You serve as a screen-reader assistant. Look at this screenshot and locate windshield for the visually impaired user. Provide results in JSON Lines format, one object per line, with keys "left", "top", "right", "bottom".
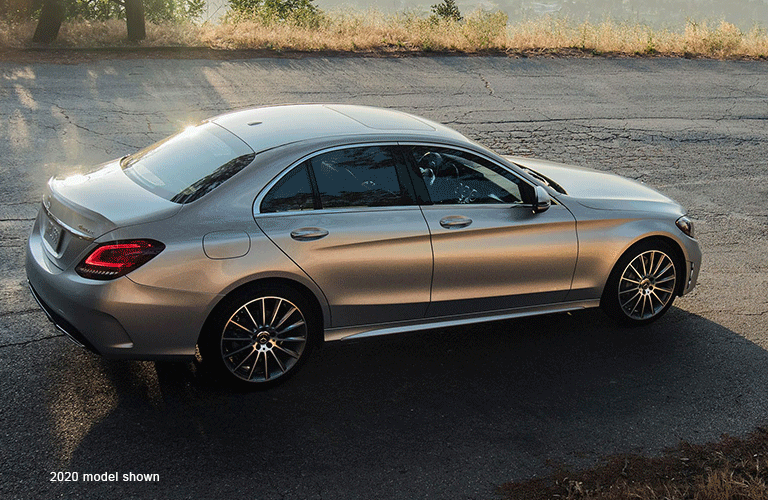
{"left": 121, "top": 122, "right": 255, "bottom": 204}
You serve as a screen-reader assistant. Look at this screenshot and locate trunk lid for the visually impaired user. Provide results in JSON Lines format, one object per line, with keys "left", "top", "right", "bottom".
{"left": 41, "top": 160, "right": 182, "bottom": 269}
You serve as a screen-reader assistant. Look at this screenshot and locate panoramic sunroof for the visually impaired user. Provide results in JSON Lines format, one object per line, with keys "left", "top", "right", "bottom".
{"left": 325, "top": 104, "right": 435, "bottom": 131}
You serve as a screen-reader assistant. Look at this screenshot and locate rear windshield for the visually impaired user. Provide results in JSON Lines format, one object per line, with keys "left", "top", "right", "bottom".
{"left": 121, "top": 122, "right": 255, "bottom": 204}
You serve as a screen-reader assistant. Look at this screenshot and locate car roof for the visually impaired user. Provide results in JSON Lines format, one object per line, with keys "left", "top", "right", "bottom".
{"left": 210, "top": 104, "right": 468, "bottom": 153}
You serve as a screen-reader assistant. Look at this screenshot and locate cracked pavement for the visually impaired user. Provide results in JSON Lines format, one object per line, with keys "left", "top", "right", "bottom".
{"left": 0, "top": 56, "right": 767, "bottom": 499}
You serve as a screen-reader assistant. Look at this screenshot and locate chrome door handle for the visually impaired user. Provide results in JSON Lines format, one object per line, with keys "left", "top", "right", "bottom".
{"left": 439, "top": 216, "right": 472, "bottom": 229}
{"left": 290, "top": 227, "right": 329, "bottom": 241}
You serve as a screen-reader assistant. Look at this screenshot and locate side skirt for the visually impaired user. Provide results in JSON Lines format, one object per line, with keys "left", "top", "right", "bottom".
{"left": 324, "top": 299, "right": 600, "bottom": 342}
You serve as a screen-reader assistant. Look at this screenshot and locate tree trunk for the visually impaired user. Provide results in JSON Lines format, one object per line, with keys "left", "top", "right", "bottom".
{"left": 32, "top": 0, "right": 64, "bottom": 44}
{"left": 125, "top": 0, "right": 146, "bottom": 42}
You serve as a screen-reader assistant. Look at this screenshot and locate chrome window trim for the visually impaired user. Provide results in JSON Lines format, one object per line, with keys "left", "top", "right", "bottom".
{"left": 254, "top": 204, "right": 426, "bottom": 219}
{"left": 253, "top": 141, "right": 407, "bottom": 218}
{"left": 252, "top": 141, "right": 546, "bottom": 219}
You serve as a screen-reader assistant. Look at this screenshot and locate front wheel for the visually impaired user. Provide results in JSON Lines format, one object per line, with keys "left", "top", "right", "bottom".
{"left": 200, "top": 284, "right": 318, "bottom": 388}
{"left": 601, "top": 241, "right": 680, "bottom": 325}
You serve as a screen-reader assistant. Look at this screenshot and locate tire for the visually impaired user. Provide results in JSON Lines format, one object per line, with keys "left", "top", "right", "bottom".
{"left": 601, "top": 240, "right": 680, "bottom": 326}
{"left": 199, "top": 283, "right": 318, "bottom": 389}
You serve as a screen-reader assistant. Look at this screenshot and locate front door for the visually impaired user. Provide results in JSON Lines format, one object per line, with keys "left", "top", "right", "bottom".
{"left": 403, "top": 145, "right": 578, "bottom": 317}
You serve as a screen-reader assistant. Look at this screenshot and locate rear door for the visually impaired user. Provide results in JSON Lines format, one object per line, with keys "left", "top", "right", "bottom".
{"left": 255, "top": 145, "right": 433, "bottom": 327}
{"left": 403, "top": 145, "right": 578, "bottom": 317}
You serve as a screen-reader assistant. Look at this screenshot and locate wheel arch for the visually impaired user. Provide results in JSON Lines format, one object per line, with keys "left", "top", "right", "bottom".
{"left": 197, "top": 277, "right": 326, "bottom": 348}
{"left": 609, "top": 234, "right": 687, "bottom": 297}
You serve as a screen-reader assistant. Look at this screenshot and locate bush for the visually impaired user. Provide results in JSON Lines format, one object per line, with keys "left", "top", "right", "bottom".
{"left": 463, "top": 10, "right": 507, "bottom": 49}
{"left": 227, "top": 0, "right": 323, "bottom": 27}
{"left": 431, "top": 0, "right": 461, "bottom": 23}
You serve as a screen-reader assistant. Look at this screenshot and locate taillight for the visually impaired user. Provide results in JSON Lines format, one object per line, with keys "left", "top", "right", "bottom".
{"left": 76, "top": 239, "right": 165, "bottom": 280}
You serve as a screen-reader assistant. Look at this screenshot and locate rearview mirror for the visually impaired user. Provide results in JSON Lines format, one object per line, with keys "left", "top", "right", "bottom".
{"left": 532, "top": 185, "right": 551, "bottom": 213}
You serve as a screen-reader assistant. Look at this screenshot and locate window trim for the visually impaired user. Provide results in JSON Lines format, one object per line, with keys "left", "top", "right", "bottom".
{"left": 254, "top": 142, "right": 418, "bottom": 218}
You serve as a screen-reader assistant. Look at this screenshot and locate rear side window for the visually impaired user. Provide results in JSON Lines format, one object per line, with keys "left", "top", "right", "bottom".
{"left": 121, "top": 122, "right": 255, "bottom": 204}
{"left": 261, "top": 163, "right": 316, "bottom": 213}
{"left": 309, "top": 146, "right": 410, "bottom": 209}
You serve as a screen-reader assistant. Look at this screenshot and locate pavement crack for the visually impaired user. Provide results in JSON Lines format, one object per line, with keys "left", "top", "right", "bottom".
{"left": 52, "top": 104, "right": 138, "bottom": 149}
{"left": 478, "top": 73, "right": 494, "bottom": 96}
{"left": 697, "top": 309, "right": 768, "bottom": 317}
{"left": 0, "top": 308, "right": 41, "bottom": 318}
{"left": 0, "top": 335, "right": 64, "bottom": 349}
{"left": 2, "top": 201, "right": 37, "bottom": 206}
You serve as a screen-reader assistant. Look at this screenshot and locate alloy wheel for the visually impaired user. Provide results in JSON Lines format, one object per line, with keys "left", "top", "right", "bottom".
{"left": 618, "top": 250, "right": 677, "bottom": 321}
{"left": 220, "top": 296, "right": 308, "bottom": 383}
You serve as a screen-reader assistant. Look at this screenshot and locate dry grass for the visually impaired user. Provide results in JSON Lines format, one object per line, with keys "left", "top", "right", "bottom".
{"left": 1, "top": 11, "right": 767, "bottom": 59}
{"left": 499, "top": 427, "right": 768, "bottom": 500}
{"left": 506, "top": 17, "right": 768, "bottom": 58}
{"left": 200, "top": 10, "right": 509, "bottom": 52}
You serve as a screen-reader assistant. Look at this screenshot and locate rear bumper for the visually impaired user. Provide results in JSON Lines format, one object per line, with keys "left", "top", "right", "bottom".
{"left": 28, "top": 280, "right": 100, "bottom": 353}
{"left": 26, "top": 218, "right": 220, "bottom": 360}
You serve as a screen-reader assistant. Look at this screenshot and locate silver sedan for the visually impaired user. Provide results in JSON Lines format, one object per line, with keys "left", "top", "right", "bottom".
{"left": 26, "top": 104, "right": 701, "bottom": 388}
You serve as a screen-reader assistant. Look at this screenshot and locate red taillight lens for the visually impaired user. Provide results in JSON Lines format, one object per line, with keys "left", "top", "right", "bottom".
{"left": 76, "top": 239, "right": 165, "bottom": 280}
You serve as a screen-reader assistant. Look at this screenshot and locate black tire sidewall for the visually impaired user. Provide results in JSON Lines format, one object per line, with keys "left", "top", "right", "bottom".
{"left": 601, "top": 240, "right": 681, "bottom": 326}
{"left": 199, "top": 283, "right": 318, "bottom": 389}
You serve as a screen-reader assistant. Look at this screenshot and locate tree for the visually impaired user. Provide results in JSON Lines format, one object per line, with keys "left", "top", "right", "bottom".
{"left": 228, "top": 0, "right": 321, "bottom": 26}
{"left": 30, "top": 0, "right": 202, "bottom": 44}
{"left": 124, "top": 0, "right": 146, "bottom": 41}
{"left": 32, "top": 0, "right": 146, "bottom": 42}
{"left": 431, "top": 0, "right": 462, "bottom": 22}
{"left": 32, "top": 0, "right": 65, "bottom": 43}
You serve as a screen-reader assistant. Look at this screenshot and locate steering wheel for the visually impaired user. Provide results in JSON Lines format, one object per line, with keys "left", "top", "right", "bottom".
{"left": 418, "top": 152, "right": 459, "bottom": 186}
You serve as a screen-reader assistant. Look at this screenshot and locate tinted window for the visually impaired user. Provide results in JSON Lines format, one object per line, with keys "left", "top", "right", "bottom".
{"left": 261, "top": 163, "right": 315, "bottom": 213}
{"left": 122, "top": 122, "right": 255, "bottom": 204}
{"left": 310, "top": 146, "right": 409, "bottom": 209}
{"left": 407, "top": 146, "right": 529, "bottom": 205}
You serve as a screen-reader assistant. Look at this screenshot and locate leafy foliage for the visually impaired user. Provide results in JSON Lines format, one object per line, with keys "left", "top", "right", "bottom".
{"left": 430, "top": 0, "right": 461, "bottom": 22}
{"left": 53, "top": 0, "right": 204, "bottom": 22}
{"left": 227, "top": 0, "right": 322, "bottom": 26}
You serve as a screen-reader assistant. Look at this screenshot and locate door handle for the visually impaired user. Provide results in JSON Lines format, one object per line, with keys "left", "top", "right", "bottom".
{"left": 290, "top": 227, "right": 329, "bottom": 241}
{"left": 439, "top": 216, "right": 472, "bottom": 229}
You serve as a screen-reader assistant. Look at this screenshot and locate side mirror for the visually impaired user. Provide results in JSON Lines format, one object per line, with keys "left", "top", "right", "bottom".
{"left": 532, "top": 185, "right": 551, "bottom": 213}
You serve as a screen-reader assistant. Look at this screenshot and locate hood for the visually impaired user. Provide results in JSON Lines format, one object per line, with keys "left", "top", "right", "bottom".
{"left": 46, "top": 160, "right": 183, "bottom": 240}
{"left": 506, "top": 156, "right": 681, "bottom": 212}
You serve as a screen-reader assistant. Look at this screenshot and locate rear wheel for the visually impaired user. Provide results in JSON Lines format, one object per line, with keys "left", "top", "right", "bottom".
{"left": 601, "top": 240, "right": 680, "bottom": 325}
{"left": 200, "top": 284, "right": 318, "bottom": 388}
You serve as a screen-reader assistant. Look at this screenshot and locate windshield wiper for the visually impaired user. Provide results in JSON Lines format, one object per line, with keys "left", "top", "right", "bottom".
{"left": 522, "top": 167, "right": 567, "bottom": 195}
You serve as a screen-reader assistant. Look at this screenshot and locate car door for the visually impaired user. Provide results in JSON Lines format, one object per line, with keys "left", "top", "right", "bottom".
{"left": 403, "top": 145, "right": 578, "bottom": 317}
{"left": 255, "top": 145, "right": 433, "bottom": 328}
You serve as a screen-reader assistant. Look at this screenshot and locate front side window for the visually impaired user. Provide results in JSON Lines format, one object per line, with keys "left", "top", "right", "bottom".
{"left": 310, "top": 146, "right": 410, "bottom": 209}
{"left": 122, "top": 122, "right": 255, "bottom": 204}
{"left": 406, "top": 146, "right": 531, "bottom": 205}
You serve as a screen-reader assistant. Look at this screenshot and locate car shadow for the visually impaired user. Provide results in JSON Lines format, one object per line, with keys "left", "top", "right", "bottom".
{"left": 47, "top": 308, "right": 768, "bottom": 499}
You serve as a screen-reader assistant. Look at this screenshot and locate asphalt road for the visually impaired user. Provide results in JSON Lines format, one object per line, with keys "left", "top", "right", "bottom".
{"left": 1, "top": 56, "right": 766, "bottom": 500}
